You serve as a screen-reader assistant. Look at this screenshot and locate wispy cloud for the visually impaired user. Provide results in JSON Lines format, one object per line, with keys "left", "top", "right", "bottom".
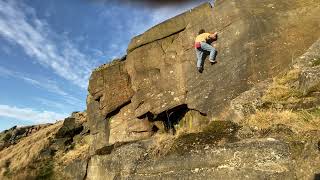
{"left": 0, "top": 66, "right": 84, "bottom": 109}
{"left": 0, "top": 0, "right": 96, "bottom": 88}
{"left": 0, "top": 66, "right": 67, "bottom": 96}
{"left": 0, "top": 104, "right": 67, "bottom": 123}
{"left": 34, "top": 98, "right": 69, "bottom": 111}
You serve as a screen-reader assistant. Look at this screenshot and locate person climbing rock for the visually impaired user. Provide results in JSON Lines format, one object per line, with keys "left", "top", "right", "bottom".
{"left": 194, "top": 29, "right": 218, "bottom": 73}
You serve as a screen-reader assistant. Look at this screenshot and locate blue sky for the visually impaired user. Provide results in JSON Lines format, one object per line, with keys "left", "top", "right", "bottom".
{"left": 0, "top": 0, "right": 208, "bottom": 131}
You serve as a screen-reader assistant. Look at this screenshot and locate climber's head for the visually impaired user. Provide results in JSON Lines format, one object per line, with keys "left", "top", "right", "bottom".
{"left": 198, "top": 29, "right": 205, "bottom": 35}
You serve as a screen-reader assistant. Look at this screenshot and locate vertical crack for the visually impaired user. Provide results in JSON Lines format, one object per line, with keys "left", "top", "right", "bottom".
{"left": 83, "top": 158, "right": 90, "bottom": 180}
{"left": 157, "top": 41, "right": 166, "bottom": 55}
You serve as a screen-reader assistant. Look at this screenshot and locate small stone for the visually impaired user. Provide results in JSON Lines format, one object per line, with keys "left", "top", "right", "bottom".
{"left": 194, "top": 168, "right": 200, "bottom": 173}
{"left": 275, "top": 104, "right": 283, "bottom": 109}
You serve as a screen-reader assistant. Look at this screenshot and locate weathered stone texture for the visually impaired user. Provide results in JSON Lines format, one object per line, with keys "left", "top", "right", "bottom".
{"left": 127, "top": 3, "right": 213, "bottom": 53}
{"left": 299, "top": 67, "right": 320, "bottom": 95}
{"left": 87, "top": 61, "right": 155, "bottom": 152}
{"left": 88, "top": 61, "right": 134, "bottom": 116}
{"left": 87, "top": 100, "right": 109, "bottom": 154}
{"left": 87, "top": 0, "right": 320, "bottom": 149}
{"left": 62, "top": 159, "right": 88, "bottom": 180}
{"left": 228, "top": 81, "right": 270, "bottom": 123}
{"left": 108, "top": 104, "right": 154, "bottom": 145}
{"left": 124, "top": 0, "right": 320, "bottom": 121}
{"left": 86, "top": 143, "right": 146, "bottom": 180}
{"left": 85, "top": 137, "right": 308, "bottom": 180}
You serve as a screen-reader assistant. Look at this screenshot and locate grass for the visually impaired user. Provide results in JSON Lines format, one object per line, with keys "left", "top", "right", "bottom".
{"left": 245, "top": 108, "right": 320, "bottom": 133}
{"left": 148, "top": 132, "right": 176, "bottom": 157}
{"left": 0, "top": 122, "right": 63, "bottom": 179}
{"left": 148, "top": 119, "right": 239, "bottom": 157}
{"left": 3, "top": 160, "right": 11, "bottom": 178}
{"left": 299, "top": 107, "right": 320, "bottom": 121}
{"left": 2, "top": 133, "right": 12, "bottom": 142}
{"left": 0, "top": 112, "right": 88, "bottom": 179}
{"left": 35, "top": 160, "right": 54, "bottom": 180}
{"left": 262, "top": 68, "right": 303, "bottom": 103}
{"left": 174, "top": 110, "right": 210, "bottom": 136}
{"left": 58, "top": 143, "right": 89, "bottom": 165}
{"left": 253, "top": 65, "right": 320, "bottom": 133}
{"left": 312, "top": 58, "right": 320, "bottom": 67}
{"left": 148, "top": 110, "right": 208, "bottom": 157}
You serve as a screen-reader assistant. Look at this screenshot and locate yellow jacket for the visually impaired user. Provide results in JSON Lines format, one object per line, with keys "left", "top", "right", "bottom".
{"left": 195, "top": 33, "right": 211, "bottom": 43}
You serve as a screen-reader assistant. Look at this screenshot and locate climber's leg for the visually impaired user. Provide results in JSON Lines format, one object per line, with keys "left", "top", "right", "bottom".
{"left": 196, "top": 49, "right": 204, "bottom": 68}
{"left": 200, "top": 42, "right": 216, "bottom": 62}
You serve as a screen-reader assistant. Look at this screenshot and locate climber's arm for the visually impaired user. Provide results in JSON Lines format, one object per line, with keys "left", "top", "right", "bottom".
{"left": 209, "top": 32, "right": 218, "bottom": 40}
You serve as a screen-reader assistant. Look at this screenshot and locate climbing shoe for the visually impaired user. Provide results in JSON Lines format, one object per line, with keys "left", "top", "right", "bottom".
{"left": 210, "top": 59, "right": 217, "bottom": 64}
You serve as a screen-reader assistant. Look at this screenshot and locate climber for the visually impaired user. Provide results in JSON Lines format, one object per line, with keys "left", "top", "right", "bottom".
{"left": 194, "top": 29, "right": 218, "bottom": 73}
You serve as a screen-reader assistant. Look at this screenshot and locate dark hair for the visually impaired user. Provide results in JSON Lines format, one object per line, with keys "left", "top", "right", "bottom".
{"left": 198, "top": 29, "right": 205, "bottom": 35}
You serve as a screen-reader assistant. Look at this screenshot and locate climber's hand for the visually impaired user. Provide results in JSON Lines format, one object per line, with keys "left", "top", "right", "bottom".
{"left": 209, "top": 32, "right": 218, "bottom": 40}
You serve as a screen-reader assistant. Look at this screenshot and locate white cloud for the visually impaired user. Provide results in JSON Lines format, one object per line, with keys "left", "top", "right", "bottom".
{"left": 34, "top": 97, "right": 84, "bottom": 113}
{"left": 35, "top": 98, "right": 66, "bottom": 110}
{"left": 0, "top": 66, "right": 84, "bottom": 108}
{"left": 63, "top": 95, "right": 84, "bottom": 107}
{"left": 0, "top": 104, "right": 67, "bottom": 123}
{"left": 35, "top": 98, "right": 77, "bottom": 112}
{"left": 0, "top": 66, "right": 67, "bottom": 96}
{"left": 0, "top": 66, "right": 13, "bottom": 76}
{"left": 0, "top": 0, "right": 96, "bottom": 88}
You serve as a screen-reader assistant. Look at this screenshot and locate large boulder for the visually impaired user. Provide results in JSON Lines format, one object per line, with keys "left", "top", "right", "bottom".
{"left": 87, "top": 60, "right": 135, "bottom": 152}
{"left": 125, "top": 0, "right": 320, "bottom": 118}
{"left": 299, "top": 67, "right": 320, "bottom": 95}
{"left": 86, "top": 127, "right": 320, "bottom": 180}
{"left": 88, "top": 60, "right": 134, "bottom": 117}
{"left": 108, "top": 103, "right": 154, "bottom": 145}
{"left": 87, "top": 0, "right": 320, "bottom": 146}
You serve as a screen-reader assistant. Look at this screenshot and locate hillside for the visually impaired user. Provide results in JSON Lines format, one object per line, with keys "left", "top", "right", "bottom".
{"left": 0, "top": 0, "right": 320, "bottom": 179}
